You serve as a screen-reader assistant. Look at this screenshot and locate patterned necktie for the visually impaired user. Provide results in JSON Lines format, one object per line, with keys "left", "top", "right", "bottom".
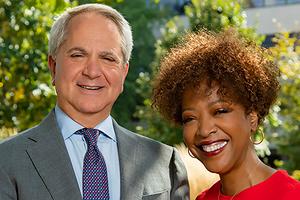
{"left": 76, "top": 128, "right": 109, "bottom": 200}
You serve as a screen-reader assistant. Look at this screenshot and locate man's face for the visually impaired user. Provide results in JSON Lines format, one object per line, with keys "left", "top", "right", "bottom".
{"left": 48, "top": 12, "right": 128, "bottom": 127}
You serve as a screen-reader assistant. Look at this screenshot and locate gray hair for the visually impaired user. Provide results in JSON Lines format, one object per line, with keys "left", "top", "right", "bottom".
{"left": 48, "top": 3, "right": 133, "bottom": 63}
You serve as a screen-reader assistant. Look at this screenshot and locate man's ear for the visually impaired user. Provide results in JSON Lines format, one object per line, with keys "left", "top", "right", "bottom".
{"left": 123, "top": 63, "right": 129, "bottom": 81}
{"left": 249, "top": 111, "right": 259, "bottom": 132}
{"left": 120, "top": 62, "right": 129, "bottom": 92}
{"left": 48, "top": 55, "right": 56, "bottom": 86}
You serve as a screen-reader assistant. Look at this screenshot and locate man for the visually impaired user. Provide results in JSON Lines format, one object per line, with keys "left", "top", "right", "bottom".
{"left": 0, "top": 3, "right": 189, "bottom": 200}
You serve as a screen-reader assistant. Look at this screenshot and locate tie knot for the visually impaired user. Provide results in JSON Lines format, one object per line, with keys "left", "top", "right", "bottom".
{"left": 76, "top": 128, "right": 99, "bottom": 147}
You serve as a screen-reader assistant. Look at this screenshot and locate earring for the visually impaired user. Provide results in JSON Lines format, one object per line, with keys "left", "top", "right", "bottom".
{"left": 188, "top": 149, "right": 196, "bottom": 158}
{"left": 250, "top": 128, "right": 265, "bottom": 145}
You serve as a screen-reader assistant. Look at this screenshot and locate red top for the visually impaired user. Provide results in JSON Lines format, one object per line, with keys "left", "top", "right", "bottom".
{"left": 196, "top": 170, "right": 300, "bottom": 200}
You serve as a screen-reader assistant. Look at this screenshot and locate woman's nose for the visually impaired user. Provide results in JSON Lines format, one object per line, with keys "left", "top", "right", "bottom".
{"left": 197, "top": 117, "right": 217, "bottom": 138}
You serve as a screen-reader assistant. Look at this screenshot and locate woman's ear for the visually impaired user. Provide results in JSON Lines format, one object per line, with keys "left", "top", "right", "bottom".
{"left": 249, "top": 111, "right": 259, "bottom": 132}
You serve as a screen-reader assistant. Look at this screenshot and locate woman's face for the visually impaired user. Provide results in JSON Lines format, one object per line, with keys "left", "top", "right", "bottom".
{"left": 181, "top": 85, "right": 258, "bottom": 174}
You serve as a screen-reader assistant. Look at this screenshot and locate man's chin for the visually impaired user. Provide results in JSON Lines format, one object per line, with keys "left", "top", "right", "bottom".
{"left": 75, "top": 104, "right": 111, "bottom": 116}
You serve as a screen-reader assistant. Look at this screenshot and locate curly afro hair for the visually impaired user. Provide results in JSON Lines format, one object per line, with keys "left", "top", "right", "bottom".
{"left": 152, "top": 28, "right": 280, "bottom": 125}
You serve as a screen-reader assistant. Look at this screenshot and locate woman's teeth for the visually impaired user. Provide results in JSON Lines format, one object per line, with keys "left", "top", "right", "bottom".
{"left": 202, "top": 141, "right": 227, "bottom": 153}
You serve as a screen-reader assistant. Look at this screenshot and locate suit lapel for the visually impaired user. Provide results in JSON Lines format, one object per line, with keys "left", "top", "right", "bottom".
{"left": 113, "top": 120, "right": 144, "bottom": 200}
{"left": 26, "top": 111, "right": 82, "bottom": 200}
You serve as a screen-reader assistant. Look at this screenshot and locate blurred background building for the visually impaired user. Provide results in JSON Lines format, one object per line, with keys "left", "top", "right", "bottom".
{"left": 245, "top": 0, "right": 300, "bottom": 46}
{"left": 157, "top": 0, "right": 300, "bottom": 46}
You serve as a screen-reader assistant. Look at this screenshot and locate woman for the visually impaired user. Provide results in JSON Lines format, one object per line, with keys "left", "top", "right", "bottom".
{"left": 152, "top": 29, "right": 300, "bottom": 199}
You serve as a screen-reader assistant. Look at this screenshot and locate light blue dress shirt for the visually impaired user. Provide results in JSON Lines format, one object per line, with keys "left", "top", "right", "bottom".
{"left": 55, "top": 105, "right": 120, "bottom": 200}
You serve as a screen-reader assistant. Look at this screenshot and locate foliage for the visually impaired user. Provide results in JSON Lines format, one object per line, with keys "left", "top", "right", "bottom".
{"left": 0, "top": 0, "right": 69, "bottom": 130}
{"left": 135, "top": 0, "right": 263, "bottom": 145}
{"left": 0, "top": 127, "right": 17, "bottom": 140}
{"left": 292, "top": 170, "right": 300, "bottom": 181}
{"left": 269, "top": 32, "right": 300, "bottom": 172}
{"left": 109, "top": 0, "right": 172, "bottom": 129}
{"left": 0, "top": 0, "right": 170, "bottom": 131}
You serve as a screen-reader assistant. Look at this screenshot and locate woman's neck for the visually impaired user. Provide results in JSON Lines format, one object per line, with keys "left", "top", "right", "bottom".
{"left": 219, "top": 154, "right": 275, "bottom": 196}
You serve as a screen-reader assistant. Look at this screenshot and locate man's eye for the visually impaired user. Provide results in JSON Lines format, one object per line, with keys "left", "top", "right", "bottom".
{"left": 71, "top": 54, "right": 83, "bottom": 57}
{"left": 104, "top": 57, "right": 116, "bottom": 62}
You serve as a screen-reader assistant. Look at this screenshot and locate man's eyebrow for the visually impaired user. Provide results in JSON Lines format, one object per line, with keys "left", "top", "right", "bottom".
{"left": 99, "top": 51, "right": 117, "bottom": 57}
{"left": 66, "top": 47, "right": 87, "bottom": 54}
{"left": 99, "top": 51, "right": 121, "bottom": 63}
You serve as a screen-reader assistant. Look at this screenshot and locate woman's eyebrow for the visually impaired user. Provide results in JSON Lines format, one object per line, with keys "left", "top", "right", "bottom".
{"left": 207, "top": 99, "right": 227, "bottom": 107}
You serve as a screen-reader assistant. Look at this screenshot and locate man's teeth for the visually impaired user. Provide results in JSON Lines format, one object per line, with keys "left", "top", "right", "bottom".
{"left": 202, "top": 141, "right": 227, "bottom": 153}
{"left": 80, "top": 85, "right": 101, "bottom": 90}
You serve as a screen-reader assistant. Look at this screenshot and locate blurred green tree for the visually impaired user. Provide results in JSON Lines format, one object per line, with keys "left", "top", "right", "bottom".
{"left": 0, "top": 0, "right": 71, "bottom": 131}
{"left": 135, "top": 0, "right": 263, "bottom": 145}
{"left": 269, "top": 32, "right": 300, "bottom": 172}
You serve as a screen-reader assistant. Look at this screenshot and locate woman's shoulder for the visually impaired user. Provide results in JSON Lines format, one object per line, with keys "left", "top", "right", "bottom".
{"left": 272, "top": 170, "right": 300, "bottom": 187}
{"left": 278, "top": 170, "right": 300, "bottom": 197}
{"left": 196, "top": 181, "right": 220, "bottom": 200}
{"left": 264, "top": 170, "right": 300, "bottom": 197}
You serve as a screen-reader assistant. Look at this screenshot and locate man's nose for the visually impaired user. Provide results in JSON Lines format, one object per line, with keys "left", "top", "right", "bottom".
{"left": 83, "top": 56, "right": 102, "bottom": 79}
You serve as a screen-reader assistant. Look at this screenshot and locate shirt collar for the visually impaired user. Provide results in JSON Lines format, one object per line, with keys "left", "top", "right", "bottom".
{"left": 54, "top": 104, "right": 116, "bottom": 142}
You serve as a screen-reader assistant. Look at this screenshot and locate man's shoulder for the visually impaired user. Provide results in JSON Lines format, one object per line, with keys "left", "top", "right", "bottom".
{"left": 115, "top": 122, "right": 173, "bottom": 151}
{"left": 0, "top": 127, "right": 41, "bottom": 171}
{"left": 114, "top": 122, "right": 176, "bottom": 165}
{"left": 0, "top": 111, "right": 56, "bottom": 156}
{"left": 0, "top": 125, "right": 39, "bottom": 153}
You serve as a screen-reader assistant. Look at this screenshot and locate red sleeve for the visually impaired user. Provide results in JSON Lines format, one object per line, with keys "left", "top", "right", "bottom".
{"left": 195, "top": 190, "right": 208, "bottom": 200}
{"left": 285, "top": 181, "right": 300, "bottom": 198}
{"left": 195, "top": 181, "right": 220, "bottom": 200}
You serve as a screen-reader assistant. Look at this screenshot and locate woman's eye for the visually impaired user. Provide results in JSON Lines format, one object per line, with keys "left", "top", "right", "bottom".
{"left": 182, "top": 117, "right": 194, "bottom": 124}
{"left": 215, "top": 108, "right": 229, "bottom": 115}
